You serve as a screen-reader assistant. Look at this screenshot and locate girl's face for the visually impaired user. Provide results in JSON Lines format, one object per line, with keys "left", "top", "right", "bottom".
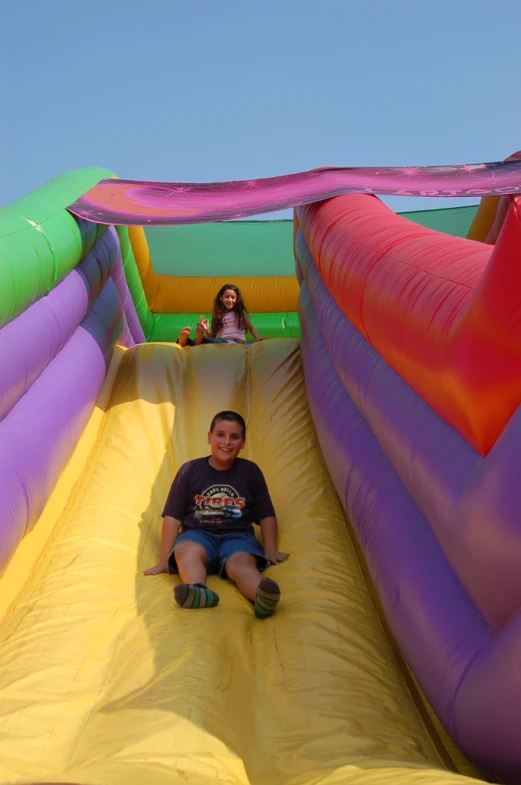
{"left": 221, "top": 289, "right": 238, "bottom": 310}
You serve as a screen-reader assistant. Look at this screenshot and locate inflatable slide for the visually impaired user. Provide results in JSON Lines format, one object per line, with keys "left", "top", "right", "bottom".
{"left": 1, "top": 156, "right": 521, "bottom": 785}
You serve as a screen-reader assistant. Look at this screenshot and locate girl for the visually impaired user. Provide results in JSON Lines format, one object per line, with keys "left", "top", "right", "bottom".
{"left": 177, "top": 284, "right": 266, "bottom": 347}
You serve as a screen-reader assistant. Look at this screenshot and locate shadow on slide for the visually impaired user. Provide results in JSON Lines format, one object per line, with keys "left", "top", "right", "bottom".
{"left": 0, "top": 340, "right": 478, "bottom": 785}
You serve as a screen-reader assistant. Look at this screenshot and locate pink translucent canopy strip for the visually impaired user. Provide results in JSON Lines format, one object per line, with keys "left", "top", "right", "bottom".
{"left": 67, "top": 159, "right": 521, "bottom": 226}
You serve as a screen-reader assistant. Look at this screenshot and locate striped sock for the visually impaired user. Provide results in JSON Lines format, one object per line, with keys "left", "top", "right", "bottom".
{"left": 254, "top": 577, "right": 281, "bottom": 619}
{"left": 174, "top": 583, "right": 220, "bottom": 609}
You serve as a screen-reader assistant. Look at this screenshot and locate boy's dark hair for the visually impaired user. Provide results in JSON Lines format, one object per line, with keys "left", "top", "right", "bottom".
{"left": 210, "top": 410, "right": 246, "bottom": 439}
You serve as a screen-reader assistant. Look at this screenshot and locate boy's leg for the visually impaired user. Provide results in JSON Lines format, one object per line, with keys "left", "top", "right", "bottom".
{"left": 174, "top": 542, "right": 209, "bottom": 584}
{"left": 225, "top": 552, "right": 280, "bottom": 618}
{"left": 224, "top": 552, "right": 260, "bottom": 600}
{"left": 173, "top": 541, "right": 219, "bottom": 608}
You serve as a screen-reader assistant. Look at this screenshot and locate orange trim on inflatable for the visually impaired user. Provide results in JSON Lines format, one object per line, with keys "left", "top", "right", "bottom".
{"left": 298, "top": 194, "right": 521, "bottom": 455}
{"left": 466, "top": 152, "right": 521, "bottom": 243}
{"left": 153, "top": 274, "right": 299, "bottom": 313}
{"left": 466, "top": 196, "right": 499, "bottom": 242}
{"left": 127, "top": 225, "right": 160, "bottom": 309}
{"left": 485, "top": 195, "right": 513, "bottom": 244}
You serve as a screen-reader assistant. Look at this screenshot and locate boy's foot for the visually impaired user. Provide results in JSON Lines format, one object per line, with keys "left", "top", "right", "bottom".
{"left": 178, "top": 327, "right": 191, "bottom": 347}
{"left": 174, "top": 582, "right": 219, "bottom": 609}
{"left": 254, "top": 577, "right": 281, "bottom": 619}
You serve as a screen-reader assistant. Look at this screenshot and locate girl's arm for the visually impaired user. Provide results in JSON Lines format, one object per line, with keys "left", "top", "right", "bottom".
{"left": 201, "top": 316, "right": 219, "bottom": 339}
{"left": 144, "top": 515, "right": 182, "bottom": 574}
{"left": 244, "top": 313, "right": 265, "bottom": 342}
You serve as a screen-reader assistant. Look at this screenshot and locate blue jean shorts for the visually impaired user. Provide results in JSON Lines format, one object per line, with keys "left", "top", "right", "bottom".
{"left": 168, "top": 530, "right": 268, "bottom": 578}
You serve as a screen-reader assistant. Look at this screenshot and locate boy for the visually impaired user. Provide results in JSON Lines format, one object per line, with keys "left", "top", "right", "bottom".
{"left": 144, "top": 411, "right": 289, "bottom": 618}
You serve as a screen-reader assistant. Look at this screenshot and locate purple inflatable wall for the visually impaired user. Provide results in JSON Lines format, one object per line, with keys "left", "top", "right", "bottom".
{"left": 0, "top": 222, "right": 142, "bottom": 576}
{"left": 296, "top": 227, "right": 521, "bottom": 783}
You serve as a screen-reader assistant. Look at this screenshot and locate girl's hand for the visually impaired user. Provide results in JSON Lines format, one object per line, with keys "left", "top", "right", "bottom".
{"left": 264, "top": 549, "right": 289, "bottom": 565}
{"left": 144, "top": 561, "right": 169, "bottom": 575}
{"left": 257, "top": 336, "right": 268, "bottom": 341}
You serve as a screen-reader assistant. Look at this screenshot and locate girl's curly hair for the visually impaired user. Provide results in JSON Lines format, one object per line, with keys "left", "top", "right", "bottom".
{"left": 211, "top": 284, "right": 247, "bottom": 335}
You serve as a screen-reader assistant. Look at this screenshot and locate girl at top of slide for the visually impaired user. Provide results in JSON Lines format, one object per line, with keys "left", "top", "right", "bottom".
{"left": 177, "top": 283, "right": 266, "bottom": 346}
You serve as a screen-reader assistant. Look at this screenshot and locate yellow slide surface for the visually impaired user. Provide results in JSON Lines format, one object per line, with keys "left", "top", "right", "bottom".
{"left": 0, "top": 340, "right": 476, "bottom": 785}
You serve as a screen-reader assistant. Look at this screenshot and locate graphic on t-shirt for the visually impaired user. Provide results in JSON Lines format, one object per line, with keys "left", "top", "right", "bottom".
{"left": 193, "top": 484, "right": 246, "bottom": 524}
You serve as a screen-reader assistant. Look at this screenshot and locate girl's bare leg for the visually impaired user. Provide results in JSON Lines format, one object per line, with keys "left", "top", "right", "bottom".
{"left": 195, "top": 321, "right": 205, "bottom": 345}
{"left": 178, "top": 327, "right": 191, "bottom": 347}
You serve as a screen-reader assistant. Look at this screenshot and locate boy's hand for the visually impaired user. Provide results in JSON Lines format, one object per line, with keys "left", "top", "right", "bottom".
{"left": 144, "top": 562, "right": 169, "bottom": 575}
{"left": 264, "top": 549, "right": 289, "bottom": 565}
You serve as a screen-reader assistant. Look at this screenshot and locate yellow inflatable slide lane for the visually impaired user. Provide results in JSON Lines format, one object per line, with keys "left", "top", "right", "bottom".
{"left": 0, "top": 341, "right": 478, "bottom": 785}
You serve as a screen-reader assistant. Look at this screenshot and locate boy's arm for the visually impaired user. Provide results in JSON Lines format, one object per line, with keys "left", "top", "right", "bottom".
{"left": 244, "top": 313, "right": 266, "bottom": 342}
{"left": 259, "top": 516, "right": 289, "bottom": 565}
{"left": 144, "top": 463, "right": 192, "bottom": 575}
{"left": 144, "top": 516, "right": 182, "bottom": 575}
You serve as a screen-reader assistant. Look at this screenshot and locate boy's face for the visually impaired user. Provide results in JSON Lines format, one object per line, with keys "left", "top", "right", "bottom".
{"left": 208, "top": 419, "right": 245, "bottom": 467}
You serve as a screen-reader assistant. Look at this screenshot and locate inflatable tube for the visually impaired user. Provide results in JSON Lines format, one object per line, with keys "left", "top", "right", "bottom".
{"left": 148, "top": 311, "right": 300, "bottom": 342}
{"left": 297, "top": 227, "right": 476, "bottom": 515}
{"left": 108, "top": 227, "right": 146, "bottom": 344}
{"left": 0, "top": 280, "right": 121, "bottom": 574}
{"left": 466, "top": 195, "right": 499, "bottom": 242}
{"left": 149, "top": 273, "right": 299, "bottom": 314}
{"left": 298, "top": 283, "right": 488, "bottom": 731}
{"left": 0, "top": 168, "right": 113, "bottom": 329}
{"left": 68, "top": 158, "right": 521, "bottom": 225}
{"left": 115, "top": 225, "right": 154, "bottom": 339}
{"left": 300, "top": 279, "right": 521, "bottom": 780}
{"left": 297, "top": 195, "right": 521, "bottom": 455}
{"left": 127, "top": 225, "right": 160, "bottom": 308}
{"left": 466, "top": 152, "right": 521, "bottom": 243}
{"left": 453, "top": 608, "right": 521, "bottom": 781}
{"left": 0, "top": 229, "right": 118, "bottom": 421}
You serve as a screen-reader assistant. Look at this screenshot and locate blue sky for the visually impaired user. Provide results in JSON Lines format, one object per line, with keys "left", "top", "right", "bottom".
{"left": 2, "top": 0, "right": 520, "bottom": 215}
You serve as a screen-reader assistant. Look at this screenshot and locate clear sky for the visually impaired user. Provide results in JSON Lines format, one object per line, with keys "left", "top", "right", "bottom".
{"left": 2, "top": 0, "right": 520, "bottom": 216}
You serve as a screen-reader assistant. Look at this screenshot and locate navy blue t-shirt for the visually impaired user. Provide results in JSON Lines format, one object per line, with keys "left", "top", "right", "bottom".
{"left": 162, "top": 457, "right": 275, "bottom": 535}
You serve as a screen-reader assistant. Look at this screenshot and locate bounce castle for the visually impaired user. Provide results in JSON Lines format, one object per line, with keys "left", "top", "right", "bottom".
{"left": 1, "top": 155, "right": 521, "bottom": 785}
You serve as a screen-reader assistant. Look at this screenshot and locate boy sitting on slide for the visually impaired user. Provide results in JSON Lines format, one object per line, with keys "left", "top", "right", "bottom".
{"left": 144, "top": 410, "right": 288, "bottom": 618}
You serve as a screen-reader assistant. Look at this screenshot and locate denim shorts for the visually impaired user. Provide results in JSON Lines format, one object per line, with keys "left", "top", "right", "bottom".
{"left": 178, "top": 336, "right": 247, "bottom": 346}
{"left": 168, "top": 530, "right": 268, "bottom": 578}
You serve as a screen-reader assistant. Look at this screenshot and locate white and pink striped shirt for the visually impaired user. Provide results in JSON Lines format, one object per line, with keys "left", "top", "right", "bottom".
{"left": 220, "top": 311, "right": 246, "bottom": 342}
